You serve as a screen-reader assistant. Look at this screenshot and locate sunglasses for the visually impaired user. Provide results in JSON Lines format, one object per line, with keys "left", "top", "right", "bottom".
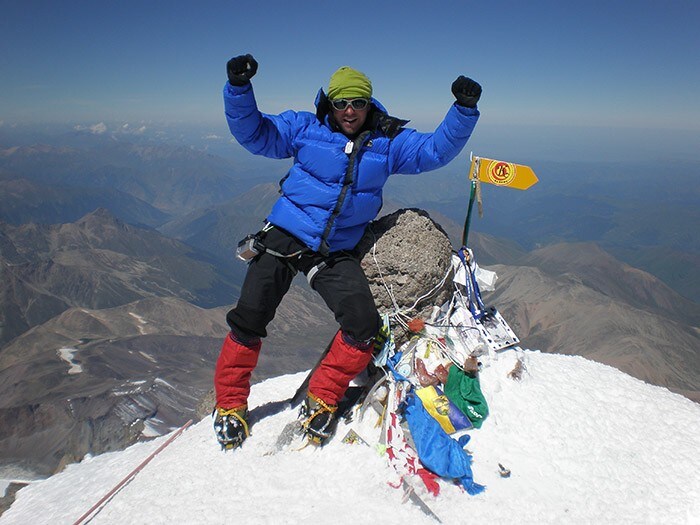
{"left": 330, "top": 98, "right": 370, "bottom": 111}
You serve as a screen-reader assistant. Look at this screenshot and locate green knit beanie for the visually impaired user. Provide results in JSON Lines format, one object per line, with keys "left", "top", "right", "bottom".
{"left": 327, "top": 66, "right": 372, "bottom": 100}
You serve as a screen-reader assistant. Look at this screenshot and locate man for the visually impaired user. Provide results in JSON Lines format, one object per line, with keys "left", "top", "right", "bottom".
{"left": 214, "top": 54, "right": 481, "bottom": 449}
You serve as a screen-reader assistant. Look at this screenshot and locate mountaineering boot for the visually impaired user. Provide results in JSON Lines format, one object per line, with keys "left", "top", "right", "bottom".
{"left": 213, "top": 405, "right": 249, "bottom": 450}
{"left": 300, "top": 393, "right": 338, "bottom": 445}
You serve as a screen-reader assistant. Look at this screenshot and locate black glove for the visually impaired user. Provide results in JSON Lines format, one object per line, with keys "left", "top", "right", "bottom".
{"left": 451, "top": 76, "right": 482, "bottom": 108}
{"left": 226, "top": 54, "right": 258, "bottom": 87}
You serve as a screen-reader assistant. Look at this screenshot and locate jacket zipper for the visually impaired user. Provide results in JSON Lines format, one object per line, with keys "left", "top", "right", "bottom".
{"left": 318, "top": 130, "right": 371, "bottom": 255}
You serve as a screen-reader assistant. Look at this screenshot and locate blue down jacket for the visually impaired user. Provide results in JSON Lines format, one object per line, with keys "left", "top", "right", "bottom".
{"left": 224, "top": 82, "right": 479, "bottom": 254}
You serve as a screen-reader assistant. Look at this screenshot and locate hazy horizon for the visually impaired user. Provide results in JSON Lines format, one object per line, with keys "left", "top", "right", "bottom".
{"left": 2, "top": 1, "right": 699, "bottom": 164}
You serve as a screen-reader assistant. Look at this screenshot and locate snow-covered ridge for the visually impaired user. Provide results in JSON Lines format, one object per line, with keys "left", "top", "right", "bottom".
{"left": 3, "top": 349, "right": 699, "bottom": 524}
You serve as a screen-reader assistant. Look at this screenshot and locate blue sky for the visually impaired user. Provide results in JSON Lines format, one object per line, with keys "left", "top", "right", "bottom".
{"left": 1, "top": 0, "right": 698, "bottom": 162}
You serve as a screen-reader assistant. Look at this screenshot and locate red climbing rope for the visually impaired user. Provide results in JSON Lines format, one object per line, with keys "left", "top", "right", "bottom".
{"left": 73, "top": 419, "right": 193, "bottom": 525}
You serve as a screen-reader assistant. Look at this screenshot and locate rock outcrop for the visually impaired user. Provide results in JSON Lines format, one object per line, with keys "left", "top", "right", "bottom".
{"left": 356, "top": 208, "right": 454, "bottom": 343}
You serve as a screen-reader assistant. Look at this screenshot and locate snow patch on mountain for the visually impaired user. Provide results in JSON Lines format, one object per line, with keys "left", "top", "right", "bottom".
{"left": 128, "top": 312, "right": 148, "bottom": 334}
{"left": 56, "top": 348, "right": 82, "bottom": 374}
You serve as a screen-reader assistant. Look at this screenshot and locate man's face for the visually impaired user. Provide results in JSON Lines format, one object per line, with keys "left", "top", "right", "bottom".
{"left": 331, "top": 99, "right": 369, "bottom": 137}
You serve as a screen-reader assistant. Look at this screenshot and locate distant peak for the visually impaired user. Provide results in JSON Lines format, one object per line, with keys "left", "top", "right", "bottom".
{"left": 75, "top": 208, "right": 125, "bottom": 230}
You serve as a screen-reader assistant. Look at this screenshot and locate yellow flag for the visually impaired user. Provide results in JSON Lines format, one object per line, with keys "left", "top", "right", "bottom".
{"left": 470, "top": 156, "right": 538, "bottom": 190}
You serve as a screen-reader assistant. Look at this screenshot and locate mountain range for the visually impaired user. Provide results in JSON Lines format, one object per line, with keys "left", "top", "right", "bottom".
{"left": 3, "top": 128, "right": 698, "bottom": 300}
{"left": 384, "top": 157, "right": 700, "bottom": 302}
{"left": 0, "top": 126, "right": 697, "bottom": 482}
{"left": 483, "top": 246, "right": 700, "bottom": 402}
{"left": 0, "top": 289, "right": 335, "bottom": 477}
{"left": 0, "top": 208, "right": 240, "bottom": 346}
{"left": 0, "top": 207, "right": 336, "bottom": 476}
{"left": 2, "top": 210, "right": 697, "bottom": 479}
{"left": 0, "top": 134, "right": 272, "bottom": 220}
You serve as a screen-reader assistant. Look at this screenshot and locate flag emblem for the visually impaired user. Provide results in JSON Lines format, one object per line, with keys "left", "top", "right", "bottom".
{"left": 487, "top": 160, "right": 516, "bottom": 186}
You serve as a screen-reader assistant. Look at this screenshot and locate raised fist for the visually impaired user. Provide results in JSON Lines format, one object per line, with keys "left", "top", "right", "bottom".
{"left": 227, "top": 54, "right": 258, "bottom": 87}
{"left": 451, "top": 76, "right": 482, "bottom": 108}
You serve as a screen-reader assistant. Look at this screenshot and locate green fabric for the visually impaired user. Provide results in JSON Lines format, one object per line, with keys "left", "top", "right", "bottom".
{"left": 328, "top": 66, "right": 372, "bottom": 100}
{"left": 444, "top": 366, "right": 489, "bottom": 428}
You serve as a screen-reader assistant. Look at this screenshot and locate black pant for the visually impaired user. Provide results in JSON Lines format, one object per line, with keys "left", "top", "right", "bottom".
{"left": 226, "top": 226, "right": 380, "bottom": 344}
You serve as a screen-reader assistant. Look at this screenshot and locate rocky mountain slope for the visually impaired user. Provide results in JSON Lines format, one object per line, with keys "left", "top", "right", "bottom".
{"left": 158, "top": 182, "right": 282, "bottom": 281}
{"left": 0, "top": 177, "right": 169, "bottom": 227}
{"left": 0, "top": 208, "right": 240, "bottom": 345}
{"left": 520, "top": 242, "right": 700, "bottom": 326}
{"left": 484, "top": 257, "right": 700, "bottom": 402}
{"left": 0, "top": 289, "right": 335, "bottom": 477}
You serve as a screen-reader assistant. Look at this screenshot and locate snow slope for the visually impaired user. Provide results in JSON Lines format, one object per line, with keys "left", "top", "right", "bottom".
{"left": 3, "top": 348, "right": 699, "bottom": 525}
